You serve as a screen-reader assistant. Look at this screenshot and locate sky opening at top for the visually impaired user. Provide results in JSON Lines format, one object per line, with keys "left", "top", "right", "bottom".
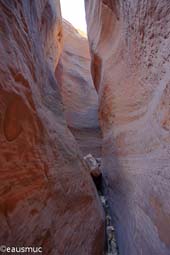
{"left": 60, "top": 0, "right": 87, "bottom": 34}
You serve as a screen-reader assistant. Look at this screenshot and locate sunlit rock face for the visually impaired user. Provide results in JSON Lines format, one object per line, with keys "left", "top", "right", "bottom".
{"left": 85, "top": 0, "right": 170, "bottom": 254}
{"left": 56, "top": 20, "right": 102, "bottom": 157}
{"left": 0, "top": 1, "right": 104, "bottom": 254}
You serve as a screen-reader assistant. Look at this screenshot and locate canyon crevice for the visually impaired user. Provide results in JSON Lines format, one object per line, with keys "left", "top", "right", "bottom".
{"left": 55, "top": 20, "right": 102, "bottom": 157}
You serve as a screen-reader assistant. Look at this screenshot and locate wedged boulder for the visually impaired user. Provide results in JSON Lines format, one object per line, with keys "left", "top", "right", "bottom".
{"left": 84, "top": 154, "right": 101, "bottom": 177}
{"left": 85, "top": 0, "right": 170, "bottom": 254}
{"left": 0, "top": 1, "right": 104, "bottom": 254}
{"left": 84, "top": 154, "right": 103, "bottom": 194}
{"left": 55, "top": 20, "right": 102, "bottom": 157}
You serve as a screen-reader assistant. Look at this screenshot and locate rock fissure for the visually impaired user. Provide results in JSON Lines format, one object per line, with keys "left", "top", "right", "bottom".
{"left": 84, "top": 154, "right": 119, "bottom": 255}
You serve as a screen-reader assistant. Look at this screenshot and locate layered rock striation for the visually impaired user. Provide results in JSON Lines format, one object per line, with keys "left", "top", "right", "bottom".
{"left": 0, "top": 1, "right": 104, "bottom": 254}
{"left": 85, "top": 0, "right": 170, "bottom": 254}
{"left": 56, "top": 20, "right": 102, "bottom": 157}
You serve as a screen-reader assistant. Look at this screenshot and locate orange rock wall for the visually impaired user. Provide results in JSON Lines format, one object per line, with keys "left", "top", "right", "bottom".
{"left": 0, "top": 1, "right": 104, "bottom": 254}
{"left": 85, "top": 0, "right": 170, "bottom": 254}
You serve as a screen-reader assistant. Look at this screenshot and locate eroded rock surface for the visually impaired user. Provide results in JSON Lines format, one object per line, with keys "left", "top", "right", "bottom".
{"left": 0, "top": 1, "right": 104, "bottom": 254}
{"left": 85, "top": 0, "right": 170, "bottom": 254}
{"left": 55, "top": 20, "right": 102, "bottom": 157}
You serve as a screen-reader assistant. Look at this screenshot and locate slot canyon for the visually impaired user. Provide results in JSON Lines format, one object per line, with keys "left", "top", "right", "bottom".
{"left": 0, "top": 1, "right": 170, "bottom": 255}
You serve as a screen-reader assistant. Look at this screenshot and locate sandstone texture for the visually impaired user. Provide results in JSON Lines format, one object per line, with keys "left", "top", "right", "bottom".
{"left": 85, "top": 0, "right": 170, "bottom": 254}
{"left": 55, "top": 20, "right": 102, "bottom": 157}
{"left": 0, "top": 1, "right": 104, "bottom": 254}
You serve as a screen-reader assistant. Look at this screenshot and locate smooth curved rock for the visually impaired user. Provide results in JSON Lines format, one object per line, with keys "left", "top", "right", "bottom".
{"left": 0, "top": 1, "right": 104, "bottom": 254}
{"left": 55, "top": 20, "right": 102, "bottom": 157}
{"left": 85, "top": 0, "right": 170, "bottom": 254}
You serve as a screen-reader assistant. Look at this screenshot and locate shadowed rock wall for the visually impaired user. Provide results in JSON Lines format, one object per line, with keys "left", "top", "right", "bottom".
{"left": 0, "top": 1, "right": 104, "bottom": 254}
{"left": 85, "top": 0, "right": 170, "bottom": 254}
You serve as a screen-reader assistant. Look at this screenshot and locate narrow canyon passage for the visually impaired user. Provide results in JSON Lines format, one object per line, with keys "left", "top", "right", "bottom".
{"left": 55, "top": 19, "right": 118, "bottom": 254}
{"left": 0, "top": 1, "right": 170, "bottom": 255}
{"left": 55, "top": 19, "right": 102, "bottom": 158}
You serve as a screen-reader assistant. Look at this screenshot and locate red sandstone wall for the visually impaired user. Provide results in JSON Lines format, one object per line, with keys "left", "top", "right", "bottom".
{"left": 85, "top": 0, "right": 170, "bottom": 254}
{"left": 0, "top": 1, "right": 104, "bottom": 254}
